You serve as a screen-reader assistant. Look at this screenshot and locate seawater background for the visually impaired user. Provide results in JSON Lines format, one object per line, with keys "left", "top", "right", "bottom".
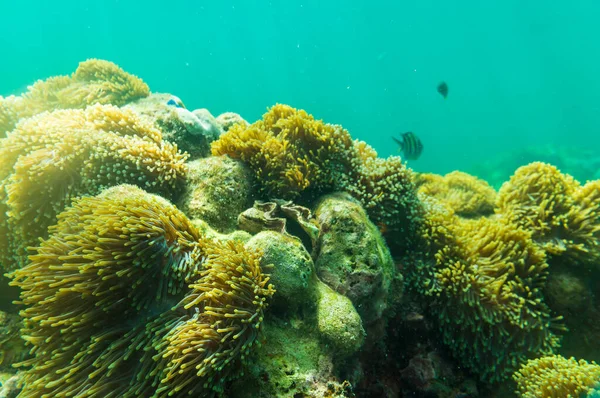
{"left": 1, "top": 0, "right": 599, "bottom": 176}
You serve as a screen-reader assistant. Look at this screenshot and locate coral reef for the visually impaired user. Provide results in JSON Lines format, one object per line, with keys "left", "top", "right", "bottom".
{"left": 126, "top": 94, "right": 222, "bottom": 158}
{"left": 4, "top": 60, "right": 600, "bottom": 398}
{"left": 314, "top": 193, "right": 401, "bottom": 324}
{"left": 177, "top": 156, "right": 254, "bottom": 233}
{"left": 211, "top": 104, "right": 422, "bottom": 236}
{"left": 0, "top": 104, "right": 187, "bottom": 272}
{"left": 0, "top": 59, "right": 149, "bottom": 137}
{"left": 414, "top": 171, "right": 496, "bottom": 217}
{"left": 10, "top": 185, "right": 274, "bottom": 397}
{"left": 513, "top": 355, "right": 600, "bottom": 398}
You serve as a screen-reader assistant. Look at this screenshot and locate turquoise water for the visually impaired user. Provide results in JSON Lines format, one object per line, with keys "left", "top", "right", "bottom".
{"left": 1, "top": 0, "right": 599, "bottom": 175}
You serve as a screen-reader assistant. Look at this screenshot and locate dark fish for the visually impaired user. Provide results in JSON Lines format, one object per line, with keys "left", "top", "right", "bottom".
{"left": 392, "top": 132, "right": 423, "bottom": 160}
{"left": 437, "top": 81, "right": 448, "bottom": 99}
{"left": 166, "top": 96, "right": 186, "bottom": 109}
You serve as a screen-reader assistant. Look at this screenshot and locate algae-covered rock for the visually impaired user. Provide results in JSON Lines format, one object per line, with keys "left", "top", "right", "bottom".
{"left": 545, "top": 269, "right": 591, "bottom": 314}
{"left": 229, "top": 318, "right": 355, "bottom": 398}
{"left": 235, "top": 229, "right": 365, "bottom": 396}
{"left": 0, "top": 373, "right": 19, "bottom": 398}
{"left": 126, "top": 93, "right": 222, "bottom": 158}
{"left": 246, "top": 231, "right": 315, "bottom": 311}
{"left": 178, "top": 156, "right": 254, "bottom": 232}
{"left": 190, "top": 218, "right": 252, "bottom": 244}
{"left": 316, "top": 282, "right": 365, "bottom": 358}
{"left": 314, "top": 192, "right": 400, "bottom": 324}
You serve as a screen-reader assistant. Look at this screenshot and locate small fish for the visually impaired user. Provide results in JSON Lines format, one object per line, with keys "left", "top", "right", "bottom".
{"left": 166, "top": 96, "right": 186, "bottom": 109}
{"left": 437, "top": 81, "right": 448, "bottom": 99}
{"left": 392, "top": 132, "right": 423, "bottom": 160}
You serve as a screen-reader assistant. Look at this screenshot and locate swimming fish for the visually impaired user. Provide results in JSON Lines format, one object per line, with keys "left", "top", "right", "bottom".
{"left": 437, "top": 81, "right": 448, "bottom": 99}
{"left": 392, "top": 132, "right": 423, "bottom": 160}
{"left": 166, "top": 96, "right": 186, "bottom": 109}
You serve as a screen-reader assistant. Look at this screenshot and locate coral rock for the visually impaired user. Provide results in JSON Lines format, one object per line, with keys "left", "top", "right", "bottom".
{"left": 126, "top": 93, "right": 222, "bottom": 159}
{"left": 246, "top": 231, "right": 315, "bottom": 311}
{"left": 316, "top": 282, "right": 365, "bottom": 358}
{"left": 177, "top": 156, "right": 254, "bottom": 233}
{"left": 215, "top": 111, "right": 248, "bottom": 131}
{"left": 314, "top": 193, "right": 400, "bottom": 324}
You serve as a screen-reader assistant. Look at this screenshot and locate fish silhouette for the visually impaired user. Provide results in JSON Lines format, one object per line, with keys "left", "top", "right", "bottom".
{"left": 437, "top": 81, "right": 448, "bottom": 99}
{"left": 392, "top": 132, "right": 423, "bottom": 160}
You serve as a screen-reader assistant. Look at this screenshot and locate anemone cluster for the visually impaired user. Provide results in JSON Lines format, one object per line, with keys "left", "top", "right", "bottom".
{"left": 409, "top": 161, "right": 600, "bottom": 385}
{"left": 497, "top": 162, "right": 600, "bottom": 266}
{"left": 0, "top": 104, "right": 188, "bottom": 272}
{"left": 11, "top": 185, "right": 274, "bottom": 397}
{"left": 411, "top": 202, "right": 560, "bottom": 382}
{"left": 0, "top": 59, "right": 149, "bottom": 137}
{"left": 513, "top": 355, "right": 600, "bottom": 397}
{"left": 414, "top": 170, "right": 496, "bottom": 217}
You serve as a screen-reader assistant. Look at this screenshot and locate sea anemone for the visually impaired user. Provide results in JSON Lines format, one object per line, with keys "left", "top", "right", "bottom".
{"left": 11, "top": 185, "right": 274, "bottom": 397}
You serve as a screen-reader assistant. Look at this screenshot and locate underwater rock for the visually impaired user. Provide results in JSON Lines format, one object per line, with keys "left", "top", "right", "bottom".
{"left": 215, "top": 111, "right": 248, "bottom": 131}
{"left": 545, "top": 266, "right": 600, "bottom": 363}
{"left": 545, "top": 269, "right": 592, "bottom": 315}
{"left": 177, "top": 156, "right": 254, "bottom": 233}
{"left": 191, "top": 218, "right": 253, "bottom": 244}
{"left": 126, "top": 93, "right": 222, "bottom": 158}
{"left": 314, "top": 192, "right": 400, "bottom": 325}
{"left": 191, "top": 108, "right": 223, "bottom": 138}
{"left": 0, "top": 373, "right": 20, "bottom": 398}
{"left": 316, "top": 281, "right": 365, "bottom": 358}
{"left": 399, "top": 351, "right": 479, "bottom": 398}
{"left": 246, "top": 229, "right": 365, "bottom": 358}
{"left": 246, "top": 231, "right": 315, "bottom": 312}
{"left": 231, "top": 229, "right": 364, "bottom": 397}
{"left": 228, "top": 318, "right": 356, "bottom": 398}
